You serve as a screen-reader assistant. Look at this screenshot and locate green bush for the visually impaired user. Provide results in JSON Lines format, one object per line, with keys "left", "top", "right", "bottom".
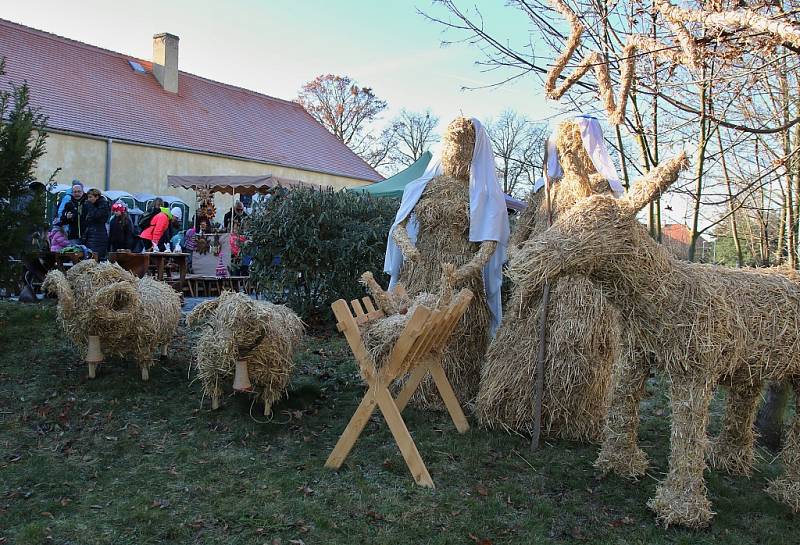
{"left": 243, "top": 187, "right": 399, "bottom": 324}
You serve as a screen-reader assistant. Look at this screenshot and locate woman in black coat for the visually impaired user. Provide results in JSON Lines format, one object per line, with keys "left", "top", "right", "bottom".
{"left": 83, "top": 189, "right": 111, "bottom": 260}
{"left": 108, "top": 201, "right": 136, "bottom": 252}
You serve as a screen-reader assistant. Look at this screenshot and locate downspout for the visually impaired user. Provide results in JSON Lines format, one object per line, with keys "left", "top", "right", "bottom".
{"left": 105, "top": 138, "right": 113, "bottom": 191}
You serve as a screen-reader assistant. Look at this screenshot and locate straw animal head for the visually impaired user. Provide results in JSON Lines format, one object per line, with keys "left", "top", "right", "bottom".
{"left": 553, "top": 119, "right": 599, "bottom": 181}
{"left": 510, "top": 152, "right": 689, "bottom": 288}
{"left": 441, "top": 117, "right": 475, "bottom": 181}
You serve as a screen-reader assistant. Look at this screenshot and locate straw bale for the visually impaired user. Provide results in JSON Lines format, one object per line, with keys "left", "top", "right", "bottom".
{"left": 515, "top": 152, "right": 800, "bottom": 526}
{"left": 477, "top": 119, "right": 620, "bottom": 442}
{"left": 187, "top": 291, "right": 304, "bottom": 414}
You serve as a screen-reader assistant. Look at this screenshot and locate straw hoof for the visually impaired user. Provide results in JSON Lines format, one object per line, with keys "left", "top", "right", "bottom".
{"left": 87, "top": 362, "right": 98, "bottom": 379}
{"left": 211, "top": 396, "right": 220, "bottom": 410}
{"left": 263, "top": 401, "right": 273, "bottom": 417}
{"left": 594, "top": 444, "right": 649, "bottom": 478}
{"left": 160, "top": 345, "right": 169, "bottom": 359}
{"left": 765, "top": 477, "right": 800, "bottom": 512}
{"left": 706, "top": 437, "right": 755, "bottom": 476}
{"left": 141, "top": 366, "right": 150, "bottom": 381}
{"left": 647, "top": 481, "right": 713, "bottom": 528}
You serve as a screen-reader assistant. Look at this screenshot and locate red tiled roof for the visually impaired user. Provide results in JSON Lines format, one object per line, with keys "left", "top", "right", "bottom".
{"left": 0, "top": 18, "right": 382, "bottom": 182}
{"left": 662, "top": 224, "right": 692, "bottom": 245}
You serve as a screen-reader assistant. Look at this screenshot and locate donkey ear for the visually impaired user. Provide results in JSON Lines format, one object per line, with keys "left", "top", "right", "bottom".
{"left": 620, "top": 152, "right": 689, "bottom": 216}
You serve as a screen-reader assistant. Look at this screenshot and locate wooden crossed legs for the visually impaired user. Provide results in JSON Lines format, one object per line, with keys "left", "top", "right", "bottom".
{"left": 325, "top": 289, "right": 473, "bottom": 488}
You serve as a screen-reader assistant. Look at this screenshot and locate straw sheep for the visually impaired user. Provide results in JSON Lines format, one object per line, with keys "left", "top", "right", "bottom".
{"left": 186, "top": 291, "right": 304, "bottom": 415}
{"left": 43, "top": 261, "right": 181, "bottom": 380}
{"left": 476, "top": 119, "right": 621, "bottom": 442}
{"left": 512, "top": 152, "right": 800, "bottom": 527}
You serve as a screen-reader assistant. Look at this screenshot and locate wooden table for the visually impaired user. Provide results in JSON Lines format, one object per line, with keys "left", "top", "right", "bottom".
{"left": 147, "top": 252, "right": 189, "bottom": 290}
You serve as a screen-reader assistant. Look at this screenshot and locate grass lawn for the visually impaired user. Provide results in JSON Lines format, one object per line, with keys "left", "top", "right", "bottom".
{"left": 0, "top": 300, "right": 796, "bottom": 544}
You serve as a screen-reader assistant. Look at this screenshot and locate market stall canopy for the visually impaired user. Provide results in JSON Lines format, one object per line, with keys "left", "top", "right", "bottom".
{"left": 352, "top": 152, "right": 433, "bottom": 198}
{"left": 349, "top": 151, "right": 528, "bottom": 211}
{"left": 167, "top": 175, "right": 326, "bottom": 195}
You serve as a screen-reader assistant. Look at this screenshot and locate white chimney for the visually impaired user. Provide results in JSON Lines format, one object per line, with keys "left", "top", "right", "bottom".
{"left": 152, "top": 33, "right": 179, "bottom": 93}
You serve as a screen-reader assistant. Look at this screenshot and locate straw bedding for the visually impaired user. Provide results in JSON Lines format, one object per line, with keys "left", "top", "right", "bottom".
{"left": 514, "top": 153, "right": 800, "bottom": 526}
{"left": 477, "top": 120, "right": 620, "bottom": 442}
{"left": 43, "top": 261, "right": 181, "bottom": 377}
{"left": 186, "top": 291, "right": 304, "bottom": 415}
{"left": 391, "top": 117, "right": 495, "bottom": 408}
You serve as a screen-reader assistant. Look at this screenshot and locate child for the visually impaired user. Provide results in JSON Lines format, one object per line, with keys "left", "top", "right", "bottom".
{"left": 48, "top": 220, "right": 69, "bottom": 252}
{"left": 109, "top": 201, "right": 136, "bottom": 251}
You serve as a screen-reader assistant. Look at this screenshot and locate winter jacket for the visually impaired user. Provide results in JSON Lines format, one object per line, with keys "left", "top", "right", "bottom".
{"left": 48, "top": 228, "right": 69, "bottom": 252}
{"left": 59, "top": 196, "right": 87, "bottom": 240}
{"left": 184, "top": 228, "right": 198, "bottom": 251}
{"left": 139, "top": 209, "right": 172, "bottom": 248}
{"left": 83, "top": 197, "right": 111, "bottom": 259}
{"left": 108, "top": 215, "right": 136, "bottom": 251}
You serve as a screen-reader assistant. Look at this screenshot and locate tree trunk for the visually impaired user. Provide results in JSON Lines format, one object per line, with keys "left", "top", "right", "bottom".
{"left": 718, "top": 129, "right": 743, "bottom": 267}
{"left": 756, "top": 381, "right": 790, "bottom": 451}
{"left": 689, "top": 81, "right": 708, "bottom": 262}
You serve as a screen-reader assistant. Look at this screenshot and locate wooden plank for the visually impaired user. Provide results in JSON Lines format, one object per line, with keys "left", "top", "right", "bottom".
{"left": 373, "top": 385, "right": 434, "bottom": 488}
{"left": 362, "top": 297, "right": 377, "bottom": 313}
{"left": 332, "top": 299, "right": 376, "bottom": 381}
{"left": 394, "top": 358, "right": 431, "bottom": 412}
{"left": 354, "top": 309, "right": 385, "bottom": 325}
{"left": 381, "top": 305, "right": 431, "bottom": 382}
{"left": 429, "top": 362, "right": 470, "bottom": 433}
{"left": 325, "top": 386, "right": 379, "bottom": 469}
{"left": 351, "top": 299, "right": 365, "bottom": 317}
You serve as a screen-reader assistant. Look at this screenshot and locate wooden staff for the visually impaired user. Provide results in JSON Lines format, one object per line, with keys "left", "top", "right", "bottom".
{"left": 532, "top": 144, "right": 554, "bottom": 451}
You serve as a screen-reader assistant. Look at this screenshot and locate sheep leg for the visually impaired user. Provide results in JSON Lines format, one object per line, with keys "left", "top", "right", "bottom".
{"left": 160, "top": 345, "right": 169, "bottom": 359}
{"left": 766, "top": 378, "right": 800, "bottom": 512}
{"left": 707, "top": 378, "right": 761, "bottom": 476}
{"left": 595, "top": 347, "right": 650, "bottom": 477}
{"left": 648, "top": 375, "right": 714, "bottom": 528}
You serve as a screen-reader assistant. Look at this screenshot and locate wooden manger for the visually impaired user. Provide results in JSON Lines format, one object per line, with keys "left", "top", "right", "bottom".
{"left": 325, "top": 286, "right": 473, "bottom": 488}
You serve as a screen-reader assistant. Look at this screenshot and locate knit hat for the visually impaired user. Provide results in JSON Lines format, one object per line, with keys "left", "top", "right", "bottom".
{"left": 111, "top": 201, "right": 127, "bottom": 213}
{"left": 170, "top": 206, "right": 183, "bottom": 221}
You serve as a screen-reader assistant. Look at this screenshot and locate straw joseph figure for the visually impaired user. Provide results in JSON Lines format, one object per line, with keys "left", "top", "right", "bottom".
{"left": 513, "top": 152, "right": 800, "bottom": 527}
{"left": 42, "top": 260, "right": 181, "bottom": 380}
{"left": 477, "top": 116, "right": 623, "bottom": 442}
{"left": 386, "top": 116, "right": 510, "bottom": 407}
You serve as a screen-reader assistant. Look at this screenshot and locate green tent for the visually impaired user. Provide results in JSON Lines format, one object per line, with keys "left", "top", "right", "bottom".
{"left": 352, "top": 152, "right": 432, "bottom": 198}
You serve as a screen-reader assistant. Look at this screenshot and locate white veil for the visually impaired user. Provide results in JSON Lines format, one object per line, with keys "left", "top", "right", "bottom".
{"left": 534, "top": 115, "right": 625, "bottom": 196}
{"left": 384, "top": 118, "right": 510, "bottom": 334}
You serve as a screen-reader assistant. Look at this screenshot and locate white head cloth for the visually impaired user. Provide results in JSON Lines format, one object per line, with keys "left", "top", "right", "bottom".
{"left": 534, "top": 115, "right": 625, "bottom": 197}
{"left": 383, "top": 118, "right": 510, "bottom": 334}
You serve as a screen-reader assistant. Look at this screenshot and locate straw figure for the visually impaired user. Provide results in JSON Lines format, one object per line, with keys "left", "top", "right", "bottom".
{"left": 388, "top": 117, "right": 509, "bottom": 407}
{"left": 511, "top": 152, "right": 800, "bottom": 527}
{"left": 186, "top": 291, "right": 304, "bottom": 415}
{"left": 42, "top": 261, "right": 181, "bottom": 380}
{"left": 476, "top": 118, "right": 622, "bottom": 442}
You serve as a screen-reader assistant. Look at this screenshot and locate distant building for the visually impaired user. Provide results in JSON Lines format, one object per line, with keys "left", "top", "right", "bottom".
{"left": 661, "top": 223, "right": 712, "bottom": 261}
{"left": 0, "top": 18, "right": 381, "bottom": 217}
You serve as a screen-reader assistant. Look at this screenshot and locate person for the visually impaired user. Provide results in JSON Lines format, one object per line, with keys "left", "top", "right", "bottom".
{"left": 108, "top": 201, "right": 136, "bottom": 252}
{"left": 139, "top": 206, "right": 182, "bottom": 251}
{"left": 183, "top": 221, "right": 201, "bottom": 272}
{"left": 83, "top": 188, "right": 111, "bottom": 260}
{"left": 48, "top": 219, "right": 69, "bottom": 252}
{"left": 58, "top": 180, "right": 87, "bottom": 243}
{"left": 224, "top": 201, "right": 248, "bottom": 232}
{"left": 138, "top": 198, "right": 164, "bottom": 233}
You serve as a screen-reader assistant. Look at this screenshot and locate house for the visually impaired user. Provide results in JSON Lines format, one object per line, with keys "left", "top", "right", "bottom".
{"left": 0, "top": 18, "right": 382, "bottom": 219}
{"left": 661, "top": 223, "right": 713, "bottom": 261}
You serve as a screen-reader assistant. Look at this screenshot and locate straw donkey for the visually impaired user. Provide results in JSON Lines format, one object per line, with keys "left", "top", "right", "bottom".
{"left": 511, "top": 153, "right": 800, "bottom": 527}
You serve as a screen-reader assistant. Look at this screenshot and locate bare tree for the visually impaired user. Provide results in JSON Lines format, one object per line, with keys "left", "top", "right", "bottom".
{"left": 388, "top": 109, "right": 440, "bottom": 167}
{"left": 296, "top": 74, "right": 388, "bottom": 160}
{"left": 487, "top": 110, "right": 547, "bottom": 196}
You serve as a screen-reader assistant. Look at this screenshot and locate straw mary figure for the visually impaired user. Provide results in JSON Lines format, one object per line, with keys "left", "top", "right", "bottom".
{"left": 477, "top": 116, "right": 623, "bottom": 442}
{"left": 186, "top": 291, "right": 304, "bottom": 415}
{"left": 42, "top": 261, "right": 181, "bottom": 380}
{"left": 386, "top": 116, "right": 510, "bottom": 406}
{"left": 512, "top": 152, "right": 800, "bottom": 527}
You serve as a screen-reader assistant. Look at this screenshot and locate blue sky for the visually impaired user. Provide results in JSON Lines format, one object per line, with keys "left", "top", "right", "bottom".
{"left": 4, "top": 0, "right": 556, "bottom": 132}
